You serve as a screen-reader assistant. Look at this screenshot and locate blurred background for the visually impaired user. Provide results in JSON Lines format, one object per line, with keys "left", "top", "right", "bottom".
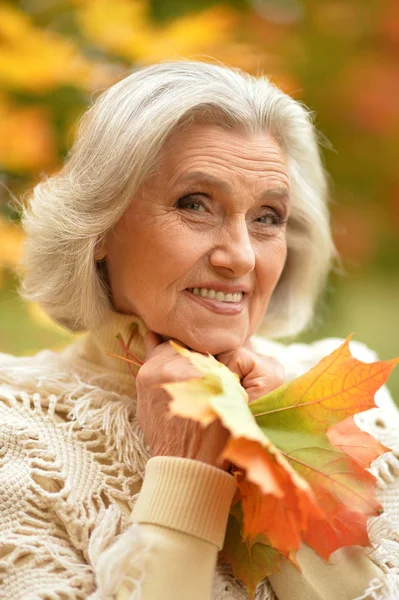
{"left": 1, "top": 0, "right": 398, "bottom": 404}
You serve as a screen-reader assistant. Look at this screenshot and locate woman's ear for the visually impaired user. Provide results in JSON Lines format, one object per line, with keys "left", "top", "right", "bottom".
{"left": 94, "top": 236, "right": 107, "bottom": 261}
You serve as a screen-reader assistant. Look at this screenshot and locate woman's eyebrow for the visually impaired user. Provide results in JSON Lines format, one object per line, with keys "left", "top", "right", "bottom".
{"left": 175, "top": 171, "right": 289, "bottom": 202}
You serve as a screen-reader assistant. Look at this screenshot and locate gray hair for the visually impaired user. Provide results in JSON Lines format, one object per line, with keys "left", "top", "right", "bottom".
{"left": 19, "top": 60, "right": 336, "bottom": 338}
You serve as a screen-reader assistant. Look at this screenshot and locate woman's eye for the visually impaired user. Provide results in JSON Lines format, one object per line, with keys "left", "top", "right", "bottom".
{"left": 256, "top": 211, "right": 283, "bottom": 226}
{"left": 176, "top": 196, "right": 206, "bottom": 212}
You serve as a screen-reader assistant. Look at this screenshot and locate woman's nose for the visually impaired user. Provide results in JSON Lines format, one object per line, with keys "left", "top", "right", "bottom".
{"left": 209, "top": 217, "right": 255, "bottom": 276}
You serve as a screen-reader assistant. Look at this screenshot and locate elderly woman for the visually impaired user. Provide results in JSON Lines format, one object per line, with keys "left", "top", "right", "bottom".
{"left": 0, "top": 61, "right": 398, "bottom": 600}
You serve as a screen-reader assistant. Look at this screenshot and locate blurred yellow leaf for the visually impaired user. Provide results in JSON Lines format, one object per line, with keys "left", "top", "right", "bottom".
{"left": 0, "top": 4, "right": 115, "bottom": 92}
{"left": 76, "top": 0, "right": 237, "bottom": 63}
{"left": 76, "top": 0, "right": 153, "bottom": 59}
{"left": 0, "top": 218, "right": 24, "bottom": 270}
{"left": 141, "top": 6, "right": 237, "bottom": 63}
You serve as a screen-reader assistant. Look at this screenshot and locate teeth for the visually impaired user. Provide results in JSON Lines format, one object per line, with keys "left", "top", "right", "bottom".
{"left": 189, "top": 288, "right": 243, "bottom": 302}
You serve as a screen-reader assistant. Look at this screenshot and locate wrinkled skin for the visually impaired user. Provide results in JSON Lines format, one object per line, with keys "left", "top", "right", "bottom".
{"left": 136, "top": 331, "right": 285, "bottom": 469}
{"left": 98, "top": 124, "right": 289, "bottom": 468}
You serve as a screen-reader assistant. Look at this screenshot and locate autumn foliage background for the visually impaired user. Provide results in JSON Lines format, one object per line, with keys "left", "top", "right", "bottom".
{"left": 0, "top": 0, "right": 398, "bottom": 404}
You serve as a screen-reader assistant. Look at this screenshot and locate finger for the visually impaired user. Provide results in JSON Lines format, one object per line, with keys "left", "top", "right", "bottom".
{"left": 162, "top": 337, "right": 211, "bottom": 358}
{"left": 166, "top": 337, "right": 189, "bottom": 350}
{"left": 144, "top": 331, "right": 163, "bottom": 360}
{"left": 216, "top": 348, "right": 256, "bottom": 380}
{"left": 214, "top": 350, "right": 234, "bottom": 367}
{"left": 254, "top": 355, "right": 285, "bottom": 386}
{"left": 144, "top": 333, "right": 194, "bottom": 370}
{"left": 216, "top": 339, "right": 253, "bottom": 365}
{"left": 245, "top": 356, "right": 285, "bottom": 402}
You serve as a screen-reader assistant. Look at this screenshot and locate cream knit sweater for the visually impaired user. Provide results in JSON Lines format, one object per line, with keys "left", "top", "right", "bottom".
{"left": 1, "top": 310, "right": 398, "bottom": 600}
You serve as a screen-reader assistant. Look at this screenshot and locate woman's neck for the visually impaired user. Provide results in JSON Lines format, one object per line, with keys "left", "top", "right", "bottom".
{"left": 73, "top": 310, "right": 149, "bottom": 376}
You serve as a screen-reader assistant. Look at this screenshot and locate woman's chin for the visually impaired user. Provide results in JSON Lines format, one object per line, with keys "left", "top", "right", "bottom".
{"left": 162, "top": 330, "right": 246, "bottom": 356}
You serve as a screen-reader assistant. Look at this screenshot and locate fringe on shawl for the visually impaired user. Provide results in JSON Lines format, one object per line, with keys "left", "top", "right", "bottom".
{"left": 353, "top": 571, "right": 399, "bottom": 600}
{"left": 0, "top": 540, "right": 95, "bottom": 599}
{"left": 358, "top": 513, "right": 399, "bottom": 600}
{"left": 88, "top": 520, "right": 155, "bottom": 600}
{"left": 0, "top": 350, "right": 151, "bottom": 477}
{"left": 351, "top": 451, "right": 399, "bottom": 600}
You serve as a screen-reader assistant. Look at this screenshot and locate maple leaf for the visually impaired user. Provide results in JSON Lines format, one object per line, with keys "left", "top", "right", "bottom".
{"left": 162, "top": 343, "right": 249, "bottom": 428}
{"left": 249, "top": 335, "right": 398, "bottom": 434}
{"left": 232, "top": 462, "right": 320, "bottom": 559}
{"left": 327, "top": 415, "right": 389, "bottom": 468}
{"left": 153, "top": 337, "right": 397, "bottom": 595}
{"left": 220, "top": 502, "right": 281, "bottom": 598}
{"left": 246, "top": 337, "right": 396, "bottom": 557}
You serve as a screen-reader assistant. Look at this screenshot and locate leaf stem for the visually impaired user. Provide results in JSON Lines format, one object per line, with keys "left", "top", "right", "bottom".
{"left": 117, "top": 331, "right": 144, "bottom": 366}
{"left": 105, "top": 351, "right": 142, "bottom": 368}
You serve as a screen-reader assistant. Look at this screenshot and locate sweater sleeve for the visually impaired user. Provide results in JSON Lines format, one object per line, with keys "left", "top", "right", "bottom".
{"left": 268, "top": 544, "right": 384, "bottom": 600}
{"left": 113, "top": 457, "right": 237, "bottom": 600}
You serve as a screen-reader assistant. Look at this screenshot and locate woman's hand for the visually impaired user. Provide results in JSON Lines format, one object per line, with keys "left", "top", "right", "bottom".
{"left": 215, "top": 342, "right": 285, "bottom": 403}
{"left": 136, "top": 331, "right": 230, "bottom": 470}
{"left": 135, "top": 332, "right": 285, "bottom": 471}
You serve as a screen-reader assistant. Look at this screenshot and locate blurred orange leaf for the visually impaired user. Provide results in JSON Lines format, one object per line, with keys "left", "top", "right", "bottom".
{"left": 341, "top": 58, "right": 399, "bottom": 135}
{"left": 0, "top": 98, "right": 57, "bottom": 171}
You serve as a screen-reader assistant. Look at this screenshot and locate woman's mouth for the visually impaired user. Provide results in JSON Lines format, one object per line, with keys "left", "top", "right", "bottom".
{"left": 184, "top": 287, "right": 245, "bottom": 315}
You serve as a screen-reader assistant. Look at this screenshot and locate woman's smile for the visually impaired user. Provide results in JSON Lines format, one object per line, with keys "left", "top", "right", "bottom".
{"left": 183, "top": 287, "right": 246, "bottom": 315}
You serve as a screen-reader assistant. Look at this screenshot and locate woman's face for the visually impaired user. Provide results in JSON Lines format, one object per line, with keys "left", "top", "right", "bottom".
{"left": 100, "top": 124, "right": 289, "bottom": 354}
